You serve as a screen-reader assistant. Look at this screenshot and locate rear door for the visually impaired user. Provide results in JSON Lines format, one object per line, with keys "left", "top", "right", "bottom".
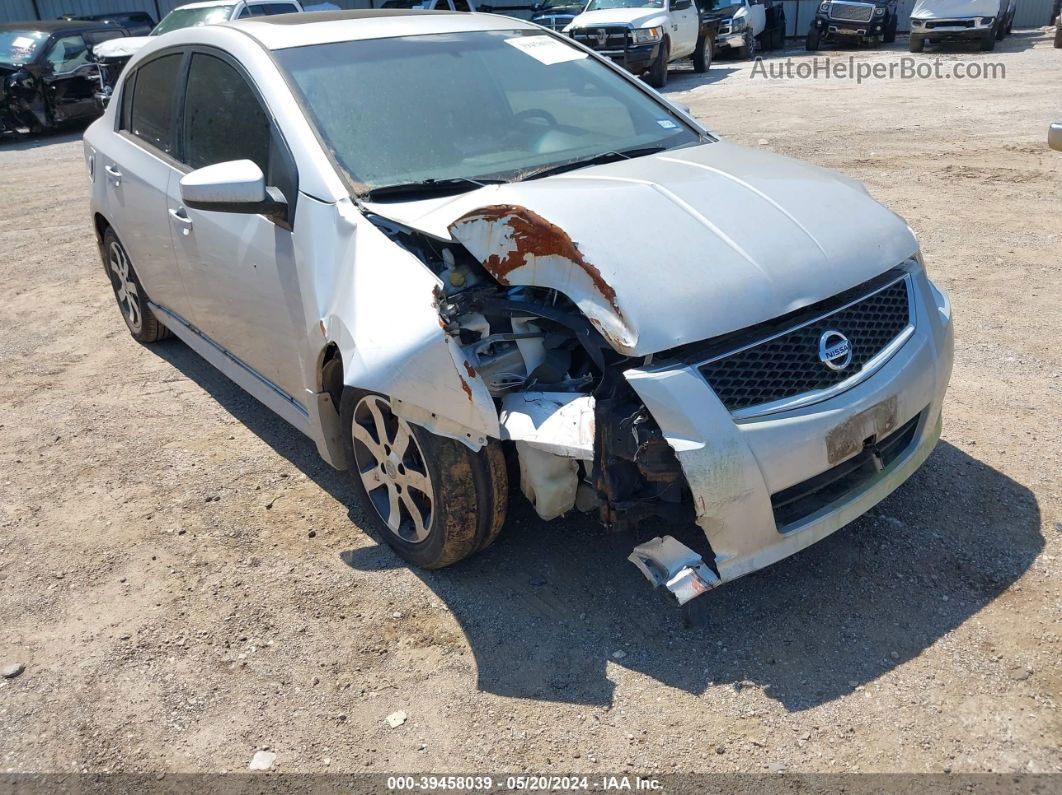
{"left": 166, "top": 49, "right": 306, "bottom": 404}
{"left": 99, "top": 50, "right": 195, "bottom": 322}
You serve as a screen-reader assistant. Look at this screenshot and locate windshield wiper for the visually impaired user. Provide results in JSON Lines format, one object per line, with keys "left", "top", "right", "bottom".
{"left": 363, "top": 176, "right": 505, "bottom": 201}
{"left": 513, "top": 146, "right": 668, "bottom": 182}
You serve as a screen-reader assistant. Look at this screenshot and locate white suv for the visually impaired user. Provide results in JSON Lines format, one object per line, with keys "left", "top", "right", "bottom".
{"left": 84, "top": 11, "right": 953, "bottom": 606}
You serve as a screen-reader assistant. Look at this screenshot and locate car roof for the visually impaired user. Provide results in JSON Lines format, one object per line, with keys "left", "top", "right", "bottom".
{"left": 226, "top": 9, "right": 537, "bottom": 49}
{"left": 0, "top": 19, "right": 113, "bottom": 33}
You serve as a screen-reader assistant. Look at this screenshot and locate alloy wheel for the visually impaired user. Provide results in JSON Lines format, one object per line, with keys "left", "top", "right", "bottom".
{"left": 108, "top": 241, "right": 142, "bottom": 332}
{"left": 351, "top": 395, "right": 435, "bottom": 543}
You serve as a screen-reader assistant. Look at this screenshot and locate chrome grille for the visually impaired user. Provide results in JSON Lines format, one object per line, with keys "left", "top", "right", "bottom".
{"left": 698, "top": 276, "right": 912, "bottom": 413}
{"left": 570, "top": 26, "right": 629, "bottom": 50}
{"left": 535, "top": 14, "right": 575, "bottom": 31}
{"left": 828, "top": 1, "right": 875, "bottom": 23}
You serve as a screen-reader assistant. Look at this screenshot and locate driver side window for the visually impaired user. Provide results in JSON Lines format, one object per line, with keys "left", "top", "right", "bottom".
{"left": 45, "top": 35, "right": 91, "bottom": 74}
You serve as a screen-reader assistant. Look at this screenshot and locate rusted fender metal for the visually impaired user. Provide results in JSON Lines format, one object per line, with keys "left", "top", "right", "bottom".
{"left": 448, "top": 204, "right": 635, "bottom": 352}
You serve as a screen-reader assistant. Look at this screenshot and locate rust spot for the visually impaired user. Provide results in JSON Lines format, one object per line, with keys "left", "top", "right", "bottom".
{"left": 449, "top": 204, "right": 621, "bottom": 315}
{"left": 826, "top": 395, "right": 898, "bottom": 464}
{"left": 458, "top": 375, "right": 473, "bottom": 401}
{"left": 463, "top": 359, "right": 477, "bottom": 378}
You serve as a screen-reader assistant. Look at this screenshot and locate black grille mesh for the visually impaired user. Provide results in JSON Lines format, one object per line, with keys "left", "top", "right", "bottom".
{"left": 571, "top": 27, "right": 629, "bottom": 49}
{"left": 699, "top": 279, "right": 911, "bottom": 412}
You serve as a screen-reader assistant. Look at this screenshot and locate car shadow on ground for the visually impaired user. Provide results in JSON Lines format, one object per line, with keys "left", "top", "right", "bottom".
{"left": 0, "top": 124, "right": 89, "bottom": 152}
{"left": 151, "top": 338, "right": 1042, "bottom": 712}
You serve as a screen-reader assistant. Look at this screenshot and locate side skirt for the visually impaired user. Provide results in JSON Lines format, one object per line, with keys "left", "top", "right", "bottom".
{"left": 148, "top": 301, "right": 313, "bottom": 438}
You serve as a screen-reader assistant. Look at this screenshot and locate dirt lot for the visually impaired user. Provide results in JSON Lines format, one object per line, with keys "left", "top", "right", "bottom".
{"left": 1, "top": 30, "right": 1060, "bottom": 777}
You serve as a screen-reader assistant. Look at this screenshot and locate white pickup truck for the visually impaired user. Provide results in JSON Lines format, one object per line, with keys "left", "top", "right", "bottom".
{"left": 564, "top": 0, "right": 715, "bottom": 89}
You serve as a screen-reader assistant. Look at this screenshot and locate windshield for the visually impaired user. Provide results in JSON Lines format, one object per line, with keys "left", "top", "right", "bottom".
{"left": 584, "top": 0, "right": 664, "bottom": 10}
{"left": 151, "top": 4, "right": 236, "bottom": 36}
{"left": 701, "top": 0, "right": 742, "bottom": 9}
{"left": 535, "top": 0, "right": 584, "bottom": 10}
{"left": 0, "top": 30, "right": 47, "bottom": 66}
{"left": 277, "top": 30, "right": 701, "bottom": 194}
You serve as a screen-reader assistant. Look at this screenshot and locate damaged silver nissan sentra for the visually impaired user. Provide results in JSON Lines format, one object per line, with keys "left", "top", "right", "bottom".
{"left": 84, "top": 9, "right": 953, "bottom": 606}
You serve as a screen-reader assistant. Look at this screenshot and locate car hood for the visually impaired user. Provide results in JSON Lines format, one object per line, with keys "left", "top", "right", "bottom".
{"left": 93, "top": 36, "right": 151, "bottom": 59}
{"left": 911, "top": 0, "right": 1000, "bottom": 19}
{"left": 568, "top": 8, "right": 669, "bottom": 28}
{"left": 364, "top": 141, "right": 918, "bottom": 356}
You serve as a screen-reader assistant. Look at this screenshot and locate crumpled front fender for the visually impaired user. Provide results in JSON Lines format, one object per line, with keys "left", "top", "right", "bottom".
{"left": 297, "top": 196, "right": 500, "bottom": 450}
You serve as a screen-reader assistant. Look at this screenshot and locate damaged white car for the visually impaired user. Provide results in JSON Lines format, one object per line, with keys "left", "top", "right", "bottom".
{"left": 84, "top": 10, "right": 954, "bottom": 605}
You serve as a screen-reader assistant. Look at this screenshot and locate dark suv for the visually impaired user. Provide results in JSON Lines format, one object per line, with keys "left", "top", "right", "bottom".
{"left": 1, "top": 20, "right": 129, "bottom": 137}
{"left": 806, "top": 0, "right": 898, "bottom": 51}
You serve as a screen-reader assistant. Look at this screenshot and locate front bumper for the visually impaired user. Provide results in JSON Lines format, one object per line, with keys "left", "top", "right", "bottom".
{"left": 716, "top": 33, "right": 747, "bottom": 49}
{"left": 812, "top": 14, "right": 887, "bottom": 38}
{"left": 596, "top": 42, "right": 660, "bottom": 74}
{"left": 910, "top": 18, "right": 993, "bottom": 40}
{"left": 626, "top": 267, "right": 954, "bottom": 584}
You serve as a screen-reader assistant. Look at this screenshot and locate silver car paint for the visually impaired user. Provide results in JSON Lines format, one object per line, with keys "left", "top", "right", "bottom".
{"left": 85, "top": 14, "right": 954, "bottom": 591}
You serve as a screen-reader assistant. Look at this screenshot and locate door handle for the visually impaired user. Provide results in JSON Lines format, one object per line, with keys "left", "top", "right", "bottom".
{"left": 104, "top": 164, "right": 121, "bottom": 186}
{"left": 169, "top": 207, "right": 193, "bottom": 233}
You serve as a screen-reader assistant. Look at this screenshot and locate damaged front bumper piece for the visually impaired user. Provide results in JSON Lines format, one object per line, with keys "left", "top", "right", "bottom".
{"left": 629, "top": 536, "right": 721, "bottom": 606}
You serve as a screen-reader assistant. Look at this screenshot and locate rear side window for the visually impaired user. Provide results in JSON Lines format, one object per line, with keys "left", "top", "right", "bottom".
{"left": 126, "top": 53, "right": 183, "bottom": 155}
{"left": 182, "top": 53, "right": 270, "bottom": 174}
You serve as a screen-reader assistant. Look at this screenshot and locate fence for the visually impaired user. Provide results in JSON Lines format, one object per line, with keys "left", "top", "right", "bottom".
{"left": 1, "top": 0, "right": 1057, "bottom": 32}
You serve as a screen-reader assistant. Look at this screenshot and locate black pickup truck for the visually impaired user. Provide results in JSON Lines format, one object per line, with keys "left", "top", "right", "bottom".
{"left": 805, "top": 0, "right": 898, "bottom": 51}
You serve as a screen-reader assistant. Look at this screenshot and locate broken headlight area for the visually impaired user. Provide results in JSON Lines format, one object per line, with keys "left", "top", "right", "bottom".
{"left": 369, "top": 214, "right": 700, "bottom": 538}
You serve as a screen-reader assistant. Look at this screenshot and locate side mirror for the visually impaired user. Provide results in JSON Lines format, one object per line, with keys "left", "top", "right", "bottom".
{"left": 1050, "top": 122, "right": 1062, "bottom": 153}
{"left": 180, "top": 159, "right": 288, "bottom": 227}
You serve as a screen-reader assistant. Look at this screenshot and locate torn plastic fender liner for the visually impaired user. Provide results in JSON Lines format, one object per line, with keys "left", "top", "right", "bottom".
{"left": 308, "top": 197, "right": 500, "bottom": 451}
{"left": 499, "top": 392, "right": 595, "bottom": 459}
{"left": 500, "top": 393, "right": 595, "bottom": 521}
{"left": 448, "top": 204, "right": 637, "bottom": 353}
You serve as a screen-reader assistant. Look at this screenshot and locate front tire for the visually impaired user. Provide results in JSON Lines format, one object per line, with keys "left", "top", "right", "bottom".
{"left": 343, "top": 391, "right": 508, "bottom": 569}
{"left": 908, "top": 33, "right": 925, "bottom": 52}
{"left": 1055, "top": 25, "right": 1062, "bottom": 48}
{"left": 737, "top": 30, "right": 756, "bottom": 59}
{"left": 805, "top": 26, "right": 821, "bottom": 52}
{"left": 101, "top": 227, "right": 169, "bottom": 343}
{"left": 646, "top": 39, "right": 669, "bottom": 88}
{"left": 980, "top": 30, "right": 996, "bottom": 50}
{"left": 883, "top": 14, "right": 897, "bottom": 43}
{"left": 693, "top": 33, "right": 713, "bottom": 73}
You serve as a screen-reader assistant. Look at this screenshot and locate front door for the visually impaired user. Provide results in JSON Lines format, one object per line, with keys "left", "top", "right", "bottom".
{"left": 670, "top": 0, "right": 700, "bottom": 57}
{"left": 166, "top": 49, "right": 307, "bottom": 405}
{"left": 40, "top": 34, "right": 99, "bottom": 123}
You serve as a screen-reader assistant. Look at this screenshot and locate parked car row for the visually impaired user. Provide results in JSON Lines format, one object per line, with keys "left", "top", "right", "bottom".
{"left": 0, "top": 0, "right": 1053, "bottom": 141}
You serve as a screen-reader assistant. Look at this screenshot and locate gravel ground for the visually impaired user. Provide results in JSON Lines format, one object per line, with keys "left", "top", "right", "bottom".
{"left": 0, "top": 30, "right": 1059, "bottom": 776}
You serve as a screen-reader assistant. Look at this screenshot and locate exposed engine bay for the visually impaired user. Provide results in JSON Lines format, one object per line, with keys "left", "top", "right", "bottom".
{"left": 366, "top": 210, "right": 695, "bottom": 537}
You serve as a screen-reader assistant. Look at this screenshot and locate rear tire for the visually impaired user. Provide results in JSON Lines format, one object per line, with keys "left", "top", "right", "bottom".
{"left": 805, "top": 26, "right": 821, "bottom": 52}
{"left": 908, "top": 33, "right": 925, "bottom": 52}
{"left": 693, "top": 33, "right": 713, "bottom": 72}
{"left": 100, "top": 227, "right": 169, "bottom": 343}
{"left": 647, "top": 39, "right": 669, "bottom": 88}
{"left": 342, "top": 391, "right": 508, "bottom": 569}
